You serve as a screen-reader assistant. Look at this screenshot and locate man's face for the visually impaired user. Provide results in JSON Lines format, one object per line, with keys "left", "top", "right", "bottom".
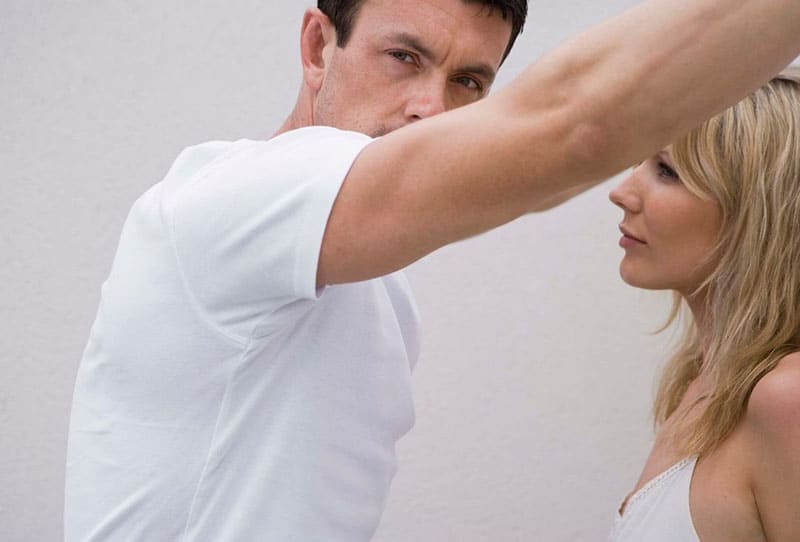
{"left": 314, "top": 0, "right": 513, "bottom": 137}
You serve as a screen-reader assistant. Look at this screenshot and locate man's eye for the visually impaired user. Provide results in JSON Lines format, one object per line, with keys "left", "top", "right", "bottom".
{"left": 453, "top": 76, "right": 481, "bottom": 91}
{"left": 389, "top": 51, "right": 416, "bottom": 64}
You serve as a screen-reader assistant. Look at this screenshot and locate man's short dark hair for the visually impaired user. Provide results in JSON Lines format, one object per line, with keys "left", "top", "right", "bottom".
{"left": 317, "top": 0, "right": 527, "bottom": 62}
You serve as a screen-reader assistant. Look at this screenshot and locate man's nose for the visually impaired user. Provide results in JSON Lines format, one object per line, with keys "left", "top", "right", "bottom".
{"left": 404, "top": 83, "right": 448, "bottom": 122}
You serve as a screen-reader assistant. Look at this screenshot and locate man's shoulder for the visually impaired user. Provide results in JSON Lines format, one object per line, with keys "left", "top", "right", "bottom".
{"left": 203, "top": 127, "right": 373, "bottom": 175}
{"left": 239, "top": 126, "right": 375, "bottom": 181}
{"left": 265, "top": 126, "right": 373, "bottom": 153}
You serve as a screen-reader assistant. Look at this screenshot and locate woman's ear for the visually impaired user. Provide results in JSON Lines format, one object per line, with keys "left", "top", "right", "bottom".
{"left": 300, "top": 8, "right": 337, "bottom": 92}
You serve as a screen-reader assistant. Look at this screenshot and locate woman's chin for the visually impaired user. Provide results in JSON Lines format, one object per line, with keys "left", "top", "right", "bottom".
{"left": 619, "top": 266, "right": 662, "bottom": 290}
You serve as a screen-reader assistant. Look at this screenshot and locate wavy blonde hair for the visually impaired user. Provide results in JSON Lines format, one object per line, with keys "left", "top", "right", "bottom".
{"left": 654, "top": 67, "right": 800, "bottom": 455}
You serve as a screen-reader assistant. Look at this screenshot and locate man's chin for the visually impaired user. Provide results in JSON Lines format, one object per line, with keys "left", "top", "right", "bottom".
{"left": 370, "top": 124, "right": 403, "bottom": 138}
{"left": 370, "top": 130, "right": 387, "bottom": 138}
{"left": 333, "top": 122, "right": 400, "bottom": 138}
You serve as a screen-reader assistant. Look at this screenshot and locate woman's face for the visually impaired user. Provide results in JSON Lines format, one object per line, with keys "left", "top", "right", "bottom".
{"left": 609, "top": 150, "right": 723, "bottom": 295}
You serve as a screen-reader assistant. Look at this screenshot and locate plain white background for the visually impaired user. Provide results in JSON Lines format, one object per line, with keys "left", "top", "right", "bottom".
{"left": 1, "top": 1, "right": 707, "bottom": 540}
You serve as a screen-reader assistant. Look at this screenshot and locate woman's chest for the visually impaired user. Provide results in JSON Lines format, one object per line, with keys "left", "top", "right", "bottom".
{"left": 633, "top": 414, "right": 765, "bottom": 541}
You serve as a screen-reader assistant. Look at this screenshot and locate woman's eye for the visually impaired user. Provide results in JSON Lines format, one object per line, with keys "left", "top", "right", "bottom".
{"left": 657, "top": 161, "right": 679, "bottom": 180}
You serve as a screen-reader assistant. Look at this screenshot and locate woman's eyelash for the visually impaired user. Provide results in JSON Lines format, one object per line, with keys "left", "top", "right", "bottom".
{"left": 657, "top": 161, "right": 679, "bottom": 179}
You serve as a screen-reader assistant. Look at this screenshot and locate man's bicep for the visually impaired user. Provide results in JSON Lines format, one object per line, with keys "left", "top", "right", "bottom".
{"left": 315, "top": 98, "right": 596, "bottom": 287}
{"left": 316, "top": 136, "right": 437, "bottom": 287}
{"left": 316, "top": 113, "right": 534, "bottom": 286}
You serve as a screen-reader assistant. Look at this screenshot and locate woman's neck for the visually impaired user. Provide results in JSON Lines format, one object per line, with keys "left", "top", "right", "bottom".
{"left": 685, "top": 288, "right": 714, "bottom": 360}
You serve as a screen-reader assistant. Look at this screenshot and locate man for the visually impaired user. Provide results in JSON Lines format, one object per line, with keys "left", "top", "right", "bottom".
{"left": 65, "top": 0, "right": 800, "bottom": 540}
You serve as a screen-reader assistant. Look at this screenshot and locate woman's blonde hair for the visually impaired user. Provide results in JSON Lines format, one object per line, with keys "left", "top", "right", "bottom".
{"left": 654, "top": 67, "right": 800, "bottom": 456}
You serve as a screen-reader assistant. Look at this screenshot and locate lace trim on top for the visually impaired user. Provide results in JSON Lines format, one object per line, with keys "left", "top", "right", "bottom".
{"left": 617, "top": 456, "right": 696, "bottom": 519}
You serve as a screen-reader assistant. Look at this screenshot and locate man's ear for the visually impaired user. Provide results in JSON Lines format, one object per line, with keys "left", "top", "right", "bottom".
{"left": 300, "top": 8, "right": 337, "bottom": 92}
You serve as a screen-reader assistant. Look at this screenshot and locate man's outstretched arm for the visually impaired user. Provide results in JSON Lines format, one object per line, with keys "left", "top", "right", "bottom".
{"left": 318, "top": 0, "right": 800, "bottom": 286}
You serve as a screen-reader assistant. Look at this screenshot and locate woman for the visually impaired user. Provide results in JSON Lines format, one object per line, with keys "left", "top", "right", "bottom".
{"left": 608, "top": 68, "right": 800, "bottom": 542}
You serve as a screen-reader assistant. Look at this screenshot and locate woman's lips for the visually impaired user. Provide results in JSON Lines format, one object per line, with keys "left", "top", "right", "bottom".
{"left": 619, "top": 226, "right": 646, "bottom": 248}
{"left": 620, "top": 235, "right": 646, "bottom": 248}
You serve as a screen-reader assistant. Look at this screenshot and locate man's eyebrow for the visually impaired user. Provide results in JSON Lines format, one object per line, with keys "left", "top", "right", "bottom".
{"left": 387, "top": 32, "right": 497, "bottom": 83}
{"left": 388, "top": 32, "right": 436, "bottom": 62}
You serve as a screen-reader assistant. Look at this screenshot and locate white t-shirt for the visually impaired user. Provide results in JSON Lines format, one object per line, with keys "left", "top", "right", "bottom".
{"left": 65, "top": 127, "right": 421, "bottom": 541}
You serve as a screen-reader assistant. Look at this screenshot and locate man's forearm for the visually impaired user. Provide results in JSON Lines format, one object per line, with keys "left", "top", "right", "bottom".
{"left": 501, "top": 0, "right": 800, "bottom": 194}
{"left": 395, "top": 0, "right": 800, "bottom": 239}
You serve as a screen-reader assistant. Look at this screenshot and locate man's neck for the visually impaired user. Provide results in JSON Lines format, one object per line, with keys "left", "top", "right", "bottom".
{"left": 273, "top": 88, "right": 315, "bottom": 139}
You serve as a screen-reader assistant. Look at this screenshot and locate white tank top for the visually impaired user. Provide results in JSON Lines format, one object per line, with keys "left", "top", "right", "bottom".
{"left": 608, "top": 457, "right": 700, "bottom": 542}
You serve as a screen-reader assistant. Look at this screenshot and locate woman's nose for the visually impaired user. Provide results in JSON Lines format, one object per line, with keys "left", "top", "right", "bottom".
{"left": 609, "top": 170, "right": 643, "bottom": 213}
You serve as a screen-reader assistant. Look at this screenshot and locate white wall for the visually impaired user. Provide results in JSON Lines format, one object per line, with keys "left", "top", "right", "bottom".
{"left": 1, "top": 1, "right": 697, "bottom": 540}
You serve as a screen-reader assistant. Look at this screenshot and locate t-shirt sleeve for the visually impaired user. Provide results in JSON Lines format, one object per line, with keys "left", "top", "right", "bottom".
{"left": 166, "top": 127, "right": 373, "bottom": 342}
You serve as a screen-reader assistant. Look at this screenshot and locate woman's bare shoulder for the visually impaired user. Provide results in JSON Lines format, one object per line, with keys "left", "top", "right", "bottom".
{"left": 747, "top": 352, "right": 800, "bottom": 433}
{"left": 743, "top": 354, "right": 800, "bottom": 538}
